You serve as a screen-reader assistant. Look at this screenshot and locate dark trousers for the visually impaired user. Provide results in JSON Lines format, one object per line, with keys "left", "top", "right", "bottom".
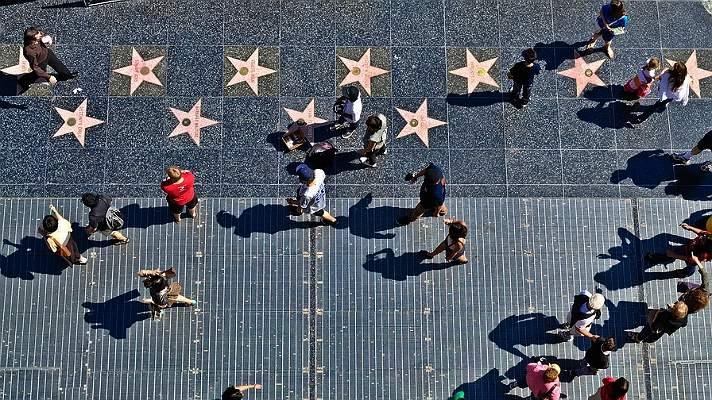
{"left": 364, "top": 145, "right": 386, "bottom": 165}
{"left": 511, "top": 81, "right": 532, "bottom": 104}
{"left": 636, "top": 325, "right": 664, "bottom": 343}
{"left": 23, "top": 48, "right": 72, "bottom": 85}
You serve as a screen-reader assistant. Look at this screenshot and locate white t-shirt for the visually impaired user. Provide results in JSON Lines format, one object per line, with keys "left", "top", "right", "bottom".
{"left": 298, "top": 169, "right": 326, "bottom": 214}
{"left": 366, "top": 114, "right": 387, "bottom": 151}
{"left": 342, "top": 95, "right": 362, "bottom": 123}
{"left": 658, "top": 72, "right": 691, "bottom": 106}
{"left": 45, "top": 218, "right": 72, "bottom": 253}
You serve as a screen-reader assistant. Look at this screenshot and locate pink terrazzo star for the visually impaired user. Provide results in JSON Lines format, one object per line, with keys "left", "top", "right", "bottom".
{"left": 112, "top": 47, "right": 164, "bottom": 95}
{"left": 169, "top": 99, "right": 220, "bottom": 146}
{"left": 448, "top": 49, "right": 499, "bottom": 93}
{"left": 395, "top": 99, "right": 446, "bottom": 148}
{"left": 557, "top": 53, "right": 606, "bottom": 96}
{"left": 226, "top": 48, "right": 276, "bottom": 95}
{"left": 338, "top": 48, "right": 390, "bottom": 95}
{"left": 284, "top": 98, "right": 327, "bottom": 124}
{"left": 666, "top": 50, "right": 712, "bottom": 98}
{"left": 53, "top": 99, "right": 104, "bottom": 147}
{"left": 1, "top": 46, "right": 31, "bottom": 75}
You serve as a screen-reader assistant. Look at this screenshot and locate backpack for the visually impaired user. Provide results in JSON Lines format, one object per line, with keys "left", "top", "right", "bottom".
{"left": 105, "top": 206, "right": 124, "bottom": 230}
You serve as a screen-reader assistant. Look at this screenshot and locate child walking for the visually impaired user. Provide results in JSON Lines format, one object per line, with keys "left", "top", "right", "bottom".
{"left": 623, "top": 57, "right": 660, "bottom": 98}
{"left": 507, "top": 48, "right": 540, "bottom": 109}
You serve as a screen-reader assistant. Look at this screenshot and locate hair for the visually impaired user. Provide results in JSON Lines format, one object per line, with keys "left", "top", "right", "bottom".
{"left": 81, "top": 193, "right": 97, "bottom": 208}
{"left": 345, "top": 86, "right": 359, "bottom": 101}
{"left": 601, "top": 337, "right": 617, "bottom": 352}
{"left": 222, "top": 386, "right": 244, "bottom": 400}
{"left": 522, "top": 48, "right": 537, "bottom": 63}
{"left": 42, "top": 215, "right": 59, "bottom": 233}
{"left": 610, "top": 0, "right": 626, "bottom": 19}
{"left": 609, "top": 377, "right": 630, "bottom": 398}
{"left": 23, "top": 27, "right": 41, "bottom": 46}
{"left": 143, "top": 275, "right": 163, "bottom": 289}
{"left": 543, "top": 368, "right": 559, "bottom": 382}
{"left": 165, "top": 166, "right": 182, "bottom": 181}
{"left": 645, "top": 57, "right": 660, "bottom": 70}
{"left": 669, "top": 62, "right": 688, "bottom": 91}
{"left": 448, "top": 221, "right": 468, "bottom": 239}
{"left": 683, "top": 288, "right": 709, "bottom": 313}
{"left": 671, "top": 301, "right": 689, "bottom": 319}
{"left": 366, "top": 115, "right": 383, "bottom": 130}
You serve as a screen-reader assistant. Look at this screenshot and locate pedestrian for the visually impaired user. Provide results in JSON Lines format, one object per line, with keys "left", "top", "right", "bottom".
{"left": 358, "top": 114, "right": 388, "bottom": 168}
{"left": 396, "top": 163, "right": 447, "bottom": 226}
{"left": 137, "top": 267, "right": 196, "bottom": 319}
{"left": 37, "top": 204, "right": 87, "bottom": 265}
{"left": 286, "top": 163, "right": 337, "bottom": 225}
{"left": 574, "top": 337, "right": 616, "bottom": 376}
{"left": 22, "top": 26, "right": 77, "bottom": 86}
{"left": 333, "top": 86, "right": 362, "bottom": 138}
{"left": 645, "top": 223, "right": 712, "bottom": 274}
{"left": 507, "top": 48, "right": 541, "bottom": 109}
{"left": 676, "top": 254, "right": 709, "bottom": 314}
{"left": 222, "top": 384, "right": 262, "bottom": 400}
{"left": 557, "top": 290, "right": 605, "bottom": 342}
{"left": 525, "top": 359, "right": 562, "bottom": 400}
{"left": 282, "top": 118, "right": 310, "bottom": 151}
{"left": 424, "top": 218, "right": 468, "bottom": 264}
{"left": 81, "top": 192, "right": 129, "bottom": 245}
{"left": 633, "top": 62, "right": 690, "bottom": 123}
{"left": 589, "top": 377, "right": 629, "bottom": 400}
{"left": 628, "top": 301, "right": 688, "bottom": 343}
{"left": 160, "top": 166, "right": 198, "bottom": 223}
{"left": 623, "top": 57, "right": 660, "bottom": 98}
{"left": 671, "top": 129, "right": 712, "bottom": 172}
{"left": 583, "top": 0, "right": 630, "bottom": 59}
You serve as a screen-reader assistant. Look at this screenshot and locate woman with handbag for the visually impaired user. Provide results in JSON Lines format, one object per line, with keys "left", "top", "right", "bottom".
{"left": 37, "top": 204, "right": 87, "bottom": 266}
{"left": 584, "top": 0, "right": 630, "bottom": 58}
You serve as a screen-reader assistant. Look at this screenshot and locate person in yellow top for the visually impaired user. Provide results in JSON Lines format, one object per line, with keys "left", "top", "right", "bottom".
{"left": 37, "top": 204, "right": 87, "bottom": 265}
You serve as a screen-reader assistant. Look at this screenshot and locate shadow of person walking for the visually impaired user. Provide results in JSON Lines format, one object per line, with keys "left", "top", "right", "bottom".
{"left": 348, "top": 193, "right": 411, "bottom": 240}
{"left": 362, "top": 249, "right": 456, "bottom": 281}
{"left": 610, "top": 150, "right": 676, "bottom": 189}
{"left": 215, "top": 205, "right": 322, "bottom": 238}
{"left": 118, "top": 204, "right": 174, "bottom": 229}
{"left": 452, "top": 368, "right": 527, "bottom": 400}
{"left": 487, "top": 313, "right": 563, "bottom": 361}
{"left": 82, "top": 289, "right": 152, "bottom": 339}
{"left": 0, "top": 237, "right": 68, "bottom": 280}
{"left": 597, "top": 299, "right": 647, "bottom": 349}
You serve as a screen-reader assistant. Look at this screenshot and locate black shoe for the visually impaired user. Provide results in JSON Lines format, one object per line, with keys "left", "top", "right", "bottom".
{"left": 58, "top": 72, "right": 79, "bottom": 81}
{"left": 396, "top": 216, "right": 410, "bottom": 226}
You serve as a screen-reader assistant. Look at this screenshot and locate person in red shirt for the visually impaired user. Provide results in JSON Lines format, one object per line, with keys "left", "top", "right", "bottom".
{"left": 160, "top": 166, "right": 198, "bottom": 223}
{"left": 590, "top": 376, "right": 629, "bottom": 400}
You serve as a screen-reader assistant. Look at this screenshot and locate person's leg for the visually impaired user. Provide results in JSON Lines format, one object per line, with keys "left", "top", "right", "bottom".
{"left": 521, "top": 83, "right": 532, "bottom": 105}
{"left": 408, "top": 202, "right": 428, "bottom": 222}
{"left": 585, "top": 30, "right": 603, "bottom": 49}
{"left": 186, "top": 195, "right": 199, "bottom": 219}
{"left": 67, "top": 237, "right": 86, "bottom": 265}
{"left": 453, "top": 255, "right": 468, "bottom": 264}
{"left": 172, "top": 294, "right": 197, "bottom": 305}
{"left": 510, "top": 81, "right": 522, "bottom": 102}
{"left": 427, "top": 239, "right": 448, "bottom": 259}
{"left": 319, "top": 210, "right": 337, "bottom": 224}
{"left": 603, "top": 39, "right": 614, "bottom": 58}
{"left": 168, "top": 199, "right": 182, "bottom": 223}
{"left": 45, "top": 49, "right": 74, "bottom": 80}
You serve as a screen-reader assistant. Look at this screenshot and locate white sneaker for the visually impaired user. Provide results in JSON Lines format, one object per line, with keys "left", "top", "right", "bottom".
{"left": 359, "top": 157, "right": 376, "bottom": 168}
{"left": 78, "top": 256, "right": 88, "bottom": 265}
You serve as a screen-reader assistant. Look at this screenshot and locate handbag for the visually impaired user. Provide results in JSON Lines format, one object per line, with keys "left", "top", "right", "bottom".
{"left": 51, "top": 237, "right": 71, "bottom": 258}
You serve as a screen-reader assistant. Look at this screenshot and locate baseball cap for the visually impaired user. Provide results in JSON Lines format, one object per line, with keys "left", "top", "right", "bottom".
{"left": 295, "top": 163, "right": 315, "bottom": 182}
{"left": 588, "top": 293, "right": 605, "bottom": 310}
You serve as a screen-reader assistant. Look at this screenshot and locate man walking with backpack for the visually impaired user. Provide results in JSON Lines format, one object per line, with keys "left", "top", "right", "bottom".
{"left": 81, "top": 193, "right": 129, "bottom": 245}
{"left": 557, "top": 290, "right": 605, "bottom": 342}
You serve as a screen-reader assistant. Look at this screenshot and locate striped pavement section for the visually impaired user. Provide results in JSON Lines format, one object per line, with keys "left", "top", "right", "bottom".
{"left": 0, "top": 197, "right": 710, "bottom": 399}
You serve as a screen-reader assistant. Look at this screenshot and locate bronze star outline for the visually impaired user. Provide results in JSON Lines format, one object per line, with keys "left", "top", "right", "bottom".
{"left": 226, "top": 48, "right": 277, "bottom": 95}
{"left": 283, "top": 98, "right": 327, "bottom": 125}
{"left": 53, "top": 99, "right": 105, "bottom": 147}
{"left": 557, "top": 53, "right": 606, "bottom": 97}
{"left": 168, "top": 98, "right": 221, "bottom": 147}
{"left": 395, "top": 99, "right": 447, "bottom": 148}
{"left": 338, "top": 48, "right": 390, "bottom": 95}
{"left": 448, "top": 49, "right": 499, "bottom": 93}
{"left": 112, "top": 47, "right": 165, "bottom": 95}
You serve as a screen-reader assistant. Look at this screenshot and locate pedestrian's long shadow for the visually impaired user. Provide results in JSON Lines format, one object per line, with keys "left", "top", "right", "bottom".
{"left": 446, "top": 91, "right": 507, "bottom": 107}
{"left": 665, "top": 163, "right": 712, "bottom": 201}
{"left": 594, "top": 227, "right": 692, "bottom": 290}
{"left": 362, "top": 249, "right": 457, "bottom": 281}
{"left": 119, "top": 204, "right": 174, "bottom": 229}
{"left": 452, "top": 368, "right": 527, "bottom": 400}
{"left": 532, "top": 40, "right": 591, "bottom": 71}
{"left": 82, "top": 289, "right": 151, "bottom": 340}
{"left": 610, "top": 150, "right": 676, "bottom": 189}
{"left": 216, "top": 205, "right": 328, "bottom": 238}
{"left": 487, "top": 313, "right": 563, "bottom": 361}
{"left": 596, "top": 299, "right": 647, "bottom": 349}
{"left": 348, "top": 193, "right": 409, "bottom": 239}
{"left": 0, "top": 237, "right": 68, "bottom": 280}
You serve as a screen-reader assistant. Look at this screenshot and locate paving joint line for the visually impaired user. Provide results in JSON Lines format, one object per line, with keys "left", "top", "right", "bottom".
{"left": 631, "top": 197, "right": 653, "bottom": 400}
{"left": 308, "top": 224, "right": 318, "bottom": 400}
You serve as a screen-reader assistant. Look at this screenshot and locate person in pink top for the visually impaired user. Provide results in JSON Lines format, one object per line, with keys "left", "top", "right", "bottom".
{"left": 590, "top": 376, "right": 629, "bottom": 400}
{"left": 526, "top": 360, "right": 561, "bottom": 400}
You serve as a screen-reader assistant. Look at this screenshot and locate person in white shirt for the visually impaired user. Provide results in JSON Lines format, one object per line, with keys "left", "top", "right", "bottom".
{"left": 37, "top": 204, "right": 87, "bottom": 265}
{"left": 335, "top": 86, "right": 362, "bottom": 139}
{"left": 287, "top": 163, "right": 337, "bottom": 225}
{"left": 633, "top": 62, "right": 690, "bottom": 124}
{"left": 359, "top": 114, "right": 387, "bottom": 167}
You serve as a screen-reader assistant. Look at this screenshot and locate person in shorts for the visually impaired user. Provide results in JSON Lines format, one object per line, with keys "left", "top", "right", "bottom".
{"left": 645, "top": 222, "right": 712, "bottom": 277}
{"left": 671, "top": 129, "right": 712, "bottom": 172}
{"left": 396, "top": 163, "right": 447, "bottom": 226}
{"left": 160, "top": 166, "right": 198, "bottom": 223}
{"left": 81, "top": 193, "right": 129, "bottom": 245}
{"left": 286, "top": 163, "right": 337, "bottom": 225}
{"left": 358, "top": 114, "right": 387, "bottom": 168}
{"left": 557, "top": 290, "right": 605, "bottom": 342}
{"left": 424, "top": 218, "right": 468, "bottom": 264}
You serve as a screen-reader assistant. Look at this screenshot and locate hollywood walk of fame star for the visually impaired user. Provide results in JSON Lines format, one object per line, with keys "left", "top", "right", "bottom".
{"left": 395, "top": 99, "right": 447, "bottom": 148}
{"left": 284, "top": 98, "right": 327, "bottom": 125}
{"left": 53, "top": 99, "right": 104, "bottom": 147}
{"left": 557, "top": 53, "right": 606, "bottom": 96}
{"left": 1, "top": 46, "right": 31, "bottom": 75}
{"left": 226, "top": 48, "right": 276, "bottom": 95}
{"left": 448, "top": 49, "right": 499, "bottom": 93}
{"left": 112, "top": 47, "right": 164, "bottom": 95}
{"left": 338, "top": 48, "right": 390, "bottom": 95}
{"left": 666, "top": 50, "right": 712, "bottom": 98}
{"left": 168, "top": 99, "right": 220, "bottom": 146}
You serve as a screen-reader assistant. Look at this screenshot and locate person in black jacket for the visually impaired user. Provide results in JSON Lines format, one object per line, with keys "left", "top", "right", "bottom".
{"left": 507, "top": 48, "right": 541, "bottom": 109}
{"left": 628, "top": 301, "right": 688, "bottom": 343}
{"left": 574, "top": 337, "right": 616, "bottom": 376}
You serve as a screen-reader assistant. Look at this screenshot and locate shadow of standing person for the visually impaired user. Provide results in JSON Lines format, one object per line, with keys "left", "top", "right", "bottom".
{"left": 81, "top": 289, "right": 152, "bottom": 339}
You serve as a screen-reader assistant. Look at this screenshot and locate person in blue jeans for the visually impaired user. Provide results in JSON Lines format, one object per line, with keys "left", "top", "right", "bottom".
{"left": 584, "top": 0, "right": 630, "bottom": 59}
